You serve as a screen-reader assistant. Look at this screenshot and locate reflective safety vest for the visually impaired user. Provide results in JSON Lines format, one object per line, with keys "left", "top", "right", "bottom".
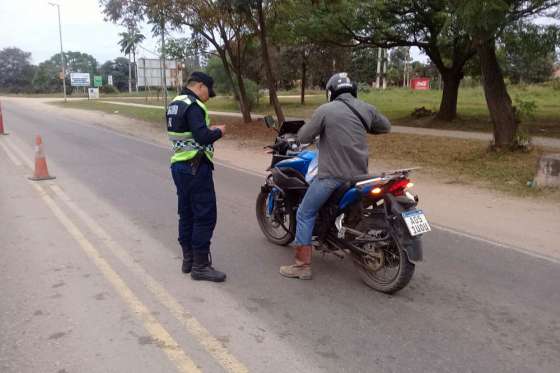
{"left": 167, "top": 95, "right": 214, "bottom": 164}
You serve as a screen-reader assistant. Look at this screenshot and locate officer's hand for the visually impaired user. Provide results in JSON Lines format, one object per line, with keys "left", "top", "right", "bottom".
{"left": 214, "top": 125, "right": 226, "bottom": 136}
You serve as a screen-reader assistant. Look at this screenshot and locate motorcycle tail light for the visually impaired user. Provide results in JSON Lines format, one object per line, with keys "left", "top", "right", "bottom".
{"left": 388, "top": 178, "right": 410, "bottom": 196}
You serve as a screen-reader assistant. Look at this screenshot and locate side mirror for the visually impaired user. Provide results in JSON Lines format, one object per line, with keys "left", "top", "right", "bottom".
{"left": 264, "top": 115, "right": 277, "bottom": 129}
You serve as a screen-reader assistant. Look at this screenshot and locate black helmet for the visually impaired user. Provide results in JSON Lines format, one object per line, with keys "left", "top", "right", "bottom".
{"left": 326, "top": 72, "right": 357, "bottom": 102}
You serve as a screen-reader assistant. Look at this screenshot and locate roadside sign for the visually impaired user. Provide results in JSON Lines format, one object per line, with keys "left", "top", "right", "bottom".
{"left": 70, "top": 73, "right": 90, "bottom": 87}
{"left": 93, "top": 75, "right": 103, "bottom": 87}
{"left": 108, "top": 75, "right": 113, "bottom": 86}
{"left": 59, "top": 71, "right": 64, "bottom": 80}
{"left": 88, "top": 88, "right": 100, "bottom": 99}
{"left": 411, "top": 78, "right": 431, "bottom": 90}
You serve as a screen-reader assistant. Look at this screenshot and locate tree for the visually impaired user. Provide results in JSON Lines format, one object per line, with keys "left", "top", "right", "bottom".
{"left": 300, "top": 0, "right": 477, "bottom": 121}
{"left": 63, "top": 51, "right": 98, "bottom": 76}
{"left": 32, "top": 51, "right": 97, "bottom": 93}
{"left": 99, "top": 57, "right": 130, "bottom": 92}
{"left": 454, "top": 0, "right": 560, "bottom": 149}
{"left": 101, "top": 0, "right": 256, "bottom": 122}
{"left": 233, "top": 0, "right": 286, "bottom": 123}
{"left": 0, "top": 47, "right": 35, "bottom": 93}
{"left": 32, "top": 60, "right": 61, "bottom": 93}
{"left": 164, "top": 35, "right": 209, "bottom": 76}
{"left": 500, "top": 22, "right": 559, "bottom": 84}
{"left": 118, "top": 27, "right": 146, "bottom": 92}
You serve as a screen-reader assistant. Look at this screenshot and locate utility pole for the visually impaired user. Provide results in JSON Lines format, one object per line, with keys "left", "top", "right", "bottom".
{"left": 375, "top": 48, "right": 382, "bottom": 89}
{"left": 49, "top": 2, "right": 67, "bottom": 103}
{"left": 160, "top": 16, "right": 168, "bottom": 109}
{"left": 382, "top": 49, "right": 388, "bottom": 90}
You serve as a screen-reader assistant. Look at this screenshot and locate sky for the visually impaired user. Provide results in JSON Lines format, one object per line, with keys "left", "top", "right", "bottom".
{"left": 0, "top": 0, "right": 430, "bottom": 66}
{"left": 0, "top": 0, "right": 162, "bottom": 64}
{"left": 2, "top": 1, "right": 556, "bottom": 67}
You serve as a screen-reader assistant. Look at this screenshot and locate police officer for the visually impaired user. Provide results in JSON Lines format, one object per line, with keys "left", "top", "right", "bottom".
{"left": 167, "top": 72, "right": 226, "bottom": 282}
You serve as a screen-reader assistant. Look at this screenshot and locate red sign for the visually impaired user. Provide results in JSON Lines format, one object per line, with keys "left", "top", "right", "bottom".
{"left": 411, "top": 78, "right": 431, "bottom": 90}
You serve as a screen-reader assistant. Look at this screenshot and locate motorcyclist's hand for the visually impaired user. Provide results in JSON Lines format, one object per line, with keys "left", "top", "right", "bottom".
{"left": 214, "top": 125, "right": 226, "bottom": 136}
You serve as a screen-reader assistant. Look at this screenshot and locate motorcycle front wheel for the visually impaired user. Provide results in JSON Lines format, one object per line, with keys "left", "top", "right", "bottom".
{"left": 351, "top": 218, "right": 415, "bottom": 294}
{"left": 255, "top": 190, "right": 295, "bottom": 246}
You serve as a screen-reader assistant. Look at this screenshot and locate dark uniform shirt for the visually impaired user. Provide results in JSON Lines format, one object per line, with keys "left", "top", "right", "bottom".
{"left": 167, "top": 88, "right": 222, "bottom": 165}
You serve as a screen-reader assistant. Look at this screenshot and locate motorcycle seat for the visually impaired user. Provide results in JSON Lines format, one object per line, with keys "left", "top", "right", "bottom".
{"left": 350, "top": 174, "right": 380, "bottom": 183}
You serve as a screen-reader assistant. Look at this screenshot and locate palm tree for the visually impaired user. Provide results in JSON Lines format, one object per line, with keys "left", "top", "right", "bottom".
{"left": 118, "top": 28, "right": 146, "bottom": 92}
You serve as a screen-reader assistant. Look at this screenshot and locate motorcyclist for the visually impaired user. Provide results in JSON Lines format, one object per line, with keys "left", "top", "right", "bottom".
{"left": 280, "top": 72, "right": 391, "bottom": 280}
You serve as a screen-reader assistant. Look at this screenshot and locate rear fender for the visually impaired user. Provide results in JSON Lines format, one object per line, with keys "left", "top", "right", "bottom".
{"left": 384, "top": 194, "right": 423, "bottom": 262}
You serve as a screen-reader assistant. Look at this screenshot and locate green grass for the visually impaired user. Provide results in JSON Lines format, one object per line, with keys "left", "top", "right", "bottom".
{"left": 50, "top": 99, "right": 560, "bottom": 200}
{"left": 94, "top": 84, "right": 560, "bottom": 137}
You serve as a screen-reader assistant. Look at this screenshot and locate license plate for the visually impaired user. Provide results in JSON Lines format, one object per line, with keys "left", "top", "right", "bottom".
{"left": 402, "top": 210, "right": 431, "bottom": 236}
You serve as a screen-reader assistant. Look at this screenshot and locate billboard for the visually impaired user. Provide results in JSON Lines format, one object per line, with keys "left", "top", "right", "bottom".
{"left": 70, "top": 72, "right": 91, "bottom": 87}
{"left": 411, "top": 78, "right": 431, "bottom": 90}
{"left": 137, "top": 58, "right": 183, "bottom": 88}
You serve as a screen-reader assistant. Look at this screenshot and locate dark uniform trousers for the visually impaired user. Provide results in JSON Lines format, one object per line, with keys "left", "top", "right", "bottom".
{"left": 171, "top": 160, "right": 217, "bottom": 256}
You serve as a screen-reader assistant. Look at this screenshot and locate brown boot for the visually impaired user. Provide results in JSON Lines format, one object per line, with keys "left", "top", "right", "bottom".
{"left": 280, "top": 245, "right": 312, "bottom": 280}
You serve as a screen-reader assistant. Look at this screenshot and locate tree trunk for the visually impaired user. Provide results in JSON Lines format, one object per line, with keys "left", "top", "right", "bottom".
{"left": 217, "top": 25, "right": 252, "bottom": 123}
{"left": 235, "top": 72, "right": 253, "bottom": 123}
{"left": 133, "top": 48, "right": 138, "bottom": 92}
{"left": 478, "top": 39, "right": 517, "bottom": 149}
{"left": 257, "top": 2, "right": 285, "bottom": 124}
{"left": 435, "top": 70, "right": 462, "bottom": 121}
{"left": 128, "top": 53, "right": 132, "bottom": 93}
{"left": 301, "top": 50, "right": 306, "bottom": 105}
{"left": 218, "top": 52, "right": 239, "bottom": 101}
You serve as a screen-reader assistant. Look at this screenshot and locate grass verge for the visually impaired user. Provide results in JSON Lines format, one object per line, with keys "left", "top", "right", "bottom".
{"left": 99, "top": 85, "right": 560, "bottom": 138}
{"left": 50, "top": 99, "right": 560, "bottom": 200}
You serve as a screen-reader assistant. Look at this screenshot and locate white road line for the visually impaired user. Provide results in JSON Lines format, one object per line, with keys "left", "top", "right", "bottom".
{"left": 431, "top": 224, "right": 560, "bottom": 265}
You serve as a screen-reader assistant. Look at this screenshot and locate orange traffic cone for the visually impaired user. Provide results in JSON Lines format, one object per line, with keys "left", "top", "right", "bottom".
{"left": 0, "top": 101, "right": 8, "bottom": 135}
{"left": 29, "top": 135, "right": 56, "bottom": 181}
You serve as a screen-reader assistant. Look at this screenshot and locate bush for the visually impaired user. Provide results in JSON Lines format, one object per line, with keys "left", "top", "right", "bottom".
{"left": 100, "top": 85, "right": 119, "bottom": 94}
{"left": 514, "top": 96, "right": 537, "bottom": 123}
{"left": 552, "top": 78, "right": 560, "bottom": 91}
{"left": 242, "top": 79, "right": 261, "bottom": 110}
{"left": 357, "top": 82, "right": 371, "bottom": 94}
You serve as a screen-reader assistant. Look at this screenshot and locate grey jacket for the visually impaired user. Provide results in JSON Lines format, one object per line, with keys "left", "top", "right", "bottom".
{"left": 297, "top": 93, "right": 391, "bottom": 180}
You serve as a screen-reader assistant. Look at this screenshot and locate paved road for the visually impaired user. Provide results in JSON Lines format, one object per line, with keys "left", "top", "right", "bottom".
{"left": 1, "top": 100, "right": 559, "bottom": 372}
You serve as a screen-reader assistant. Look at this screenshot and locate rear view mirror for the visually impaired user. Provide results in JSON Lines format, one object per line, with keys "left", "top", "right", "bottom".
{"left": 264, "top": 115, "right": 277, "bottom": 129}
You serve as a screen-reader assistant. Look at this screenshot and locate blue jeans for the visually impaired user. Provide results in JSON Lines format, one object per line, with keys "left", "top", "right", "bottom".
{"left": 171, "top": 160, "right": 217, "bottom": 255}
{"left": 295, "top": 177, "right": 344, "bottom": 246}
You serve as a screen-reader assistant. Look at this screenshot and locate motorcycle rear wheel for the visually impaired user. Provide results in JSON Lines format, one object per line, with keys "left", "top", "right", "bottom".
{"left": 351, "top": 218, "right": 415, "bottom": 294}
{"left": 256, "top": 190, "right": 295, "bottom": 246}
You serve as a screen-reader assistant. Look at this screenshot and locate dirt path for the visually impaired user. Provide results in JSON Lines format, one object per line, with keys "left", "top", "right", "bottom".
{"left": 4, "top": 96, "right": 560, "bottom": 262}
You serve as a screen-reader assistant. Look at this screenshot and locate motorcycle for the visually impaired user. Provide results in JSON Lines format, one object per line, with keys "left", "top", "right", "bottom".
{"left": 255, "top": 116, "right": 430, "bottom": 294}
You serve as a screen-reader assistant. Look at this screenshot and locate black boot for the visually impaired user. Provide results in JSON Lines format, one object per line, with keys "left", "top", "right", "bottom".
{"left": 181, "top": 247, "right": 193, "bottom": 274}
{"left": 191, "top": 252, "right": 226, "bottom": 282}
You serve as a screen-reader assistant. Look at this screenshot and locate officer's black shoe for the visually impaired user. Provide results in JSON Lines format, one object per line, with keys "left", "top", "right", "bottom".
{"left": 181, "top": 248, "right": 193, "bottom": 274}
{"left": 191, "top": 253, "right": 226, "bottom": 282}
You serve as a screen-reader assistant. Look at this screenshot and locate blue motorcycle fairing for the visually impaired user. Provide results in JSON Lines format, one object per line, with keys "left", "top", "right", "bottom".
{"left": 275, "top": 150, "right": 316, "bottom": 177}
{"left": 266, "top": 188, "right": 278, "bottom": 216}
{"left": 338, "top": 187, "right": 362, "bottom": 210}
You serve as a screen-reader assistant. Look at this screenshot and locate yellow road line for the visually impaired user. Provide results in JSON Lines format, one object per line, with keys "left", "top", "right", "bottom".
{"left": 4, "top": 134, "right": 249, "bottom": 373}
{"left": 2, "top": 138, "right": 201, "bottom": 373}
{"left": 50, "top": 184, "right": 249, "bottom": 373}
